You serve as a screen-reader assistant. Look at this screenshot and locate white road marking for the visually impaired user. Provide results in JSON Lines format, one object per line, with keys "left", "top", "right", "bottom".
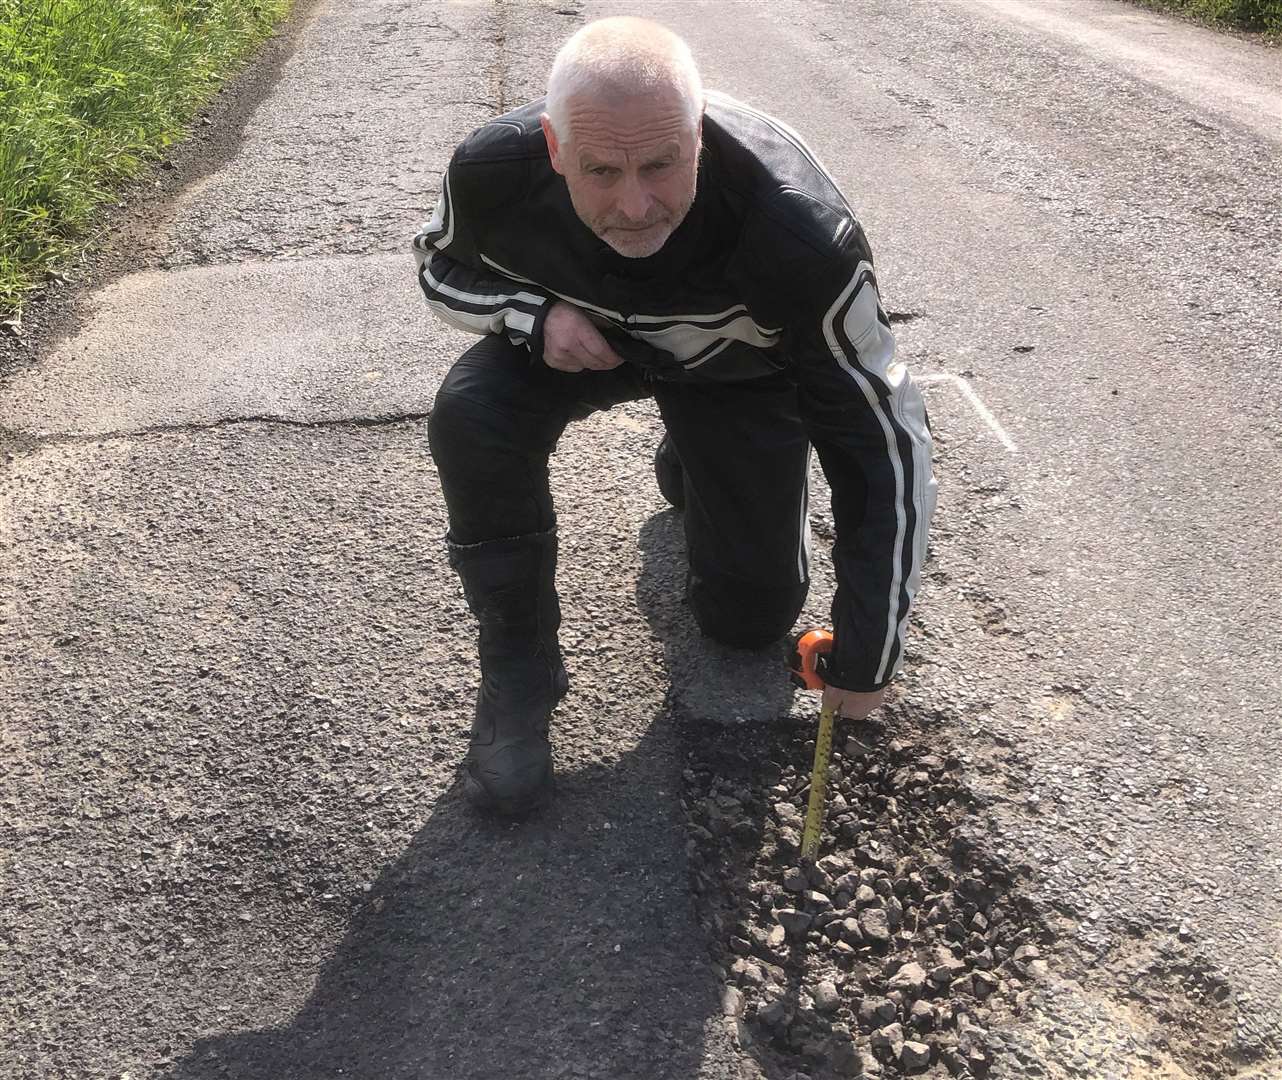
{"left": 916, "top": 372, "right": 1018, "bottom": 453}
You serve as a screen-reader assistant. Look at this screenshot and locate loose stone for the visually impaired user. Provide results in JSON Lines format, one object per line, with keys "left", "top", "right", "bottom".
{"left": 973, "top": 971, "right": 1000, "bottom": 999}
{"left": 899, "top": 1040, "right": 932, "bottom": 1071}
{"left": 722, "top": 986, "right": 746, "bottom": 1017}
{"left": 859, "top": 907, "right": 892, "bottom": 944}
{"left": 888, "top": 961, "right": 928, "bottom": 996}
{"left": 777, "top": 908, "right": 813, "bottom": 938}
{"left": 757, "top": 998, "right": 788, "bottom": 1030}
{"left": 813, "top": 979, "right": 841, "bottom": 1014}
{"left": 909, "top": 999, "right": 937, "bottom": 1030}
{"left": 870, "top": 1022, "right": 905, "bottom": 1055}
{"left": 783, "top": 866, "right": 808, "bottom": 892}
{"left": 858, "top": 996, "right": 897, "bottom": 1030}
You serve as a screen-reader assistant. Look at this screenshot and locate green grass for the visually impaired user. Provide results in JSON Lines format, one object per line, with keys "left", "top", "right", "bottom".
{"left": 1136, "top": 0, "right": 1282, "bottom": 33}
{"left": 0, "top": 0, "right": 292, "bottom": 314}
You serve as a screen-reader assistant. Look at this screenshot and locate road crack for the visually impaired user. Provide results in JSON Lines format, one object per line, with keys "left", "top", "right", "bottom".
{"left": 1, "top": 410, "right": 433, "bottom": 454}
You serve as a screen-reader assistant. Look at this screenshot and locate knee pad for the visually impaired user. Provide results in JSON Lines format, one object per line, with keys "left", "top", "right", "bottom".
{"left": 687, "top": 571, "right": 808, "bottom": 650}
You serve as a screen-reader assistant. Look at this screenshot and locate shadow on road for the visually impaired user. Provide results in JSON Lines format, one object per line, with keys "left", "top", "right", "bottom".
{"left": 164, "top": 763, "right": 721, "bottom": 1080}
{"left": 159, "top": 510, "right": 741, "bottom": 1080}
{"left": 162, "top": 508, "right": 811, "bottom": 1080}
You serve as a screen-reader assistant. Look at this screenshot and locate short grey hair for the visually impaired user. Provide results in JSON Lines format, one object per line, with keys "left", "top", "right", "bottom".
{"left": 545, "top": 17, "right": 704, "bottom": 141}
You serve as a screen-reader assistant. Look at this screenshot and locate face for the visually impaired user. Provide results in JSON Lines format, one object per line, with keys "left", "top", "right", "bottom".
{"left": 542, "top": 93, "right": 701, "bottom": 258}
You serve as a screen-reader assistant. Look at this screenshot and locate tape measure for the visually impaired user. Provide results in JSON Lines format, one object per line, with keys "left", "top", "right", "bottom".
{"left": 789, "top": 629, "right": 835, "bottom": 863}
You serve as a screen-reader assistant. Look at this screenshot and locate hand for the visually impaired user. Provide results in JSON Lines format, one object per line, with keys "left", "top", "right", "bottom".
{"left": 822, "top": 684, "right": 886, "bottom": 720}
{"left": 542, "top": 302, "right": 626, "bottom": 372}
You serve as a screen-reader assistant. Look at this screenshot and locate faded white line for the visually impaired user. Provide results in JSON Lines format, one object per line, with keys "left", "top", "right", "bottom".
{"left": 916, "top": 372, "right": 1018, "bottom": 453}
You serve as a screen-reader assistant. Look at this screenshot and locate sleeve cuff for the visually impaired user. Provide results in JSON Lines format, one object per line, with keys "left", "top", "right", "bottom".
{"left": 526, "top": 299, "right": 553, "bottom": 367}
{"left": 821, "top": 650, "right": 894, "bottom": 693}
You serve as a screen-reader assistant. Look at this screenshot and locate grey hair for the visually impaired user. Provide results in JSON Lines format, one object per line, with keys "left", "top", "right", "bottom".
{"left": 545, "top": 17, "right": 704, "bottom": 140}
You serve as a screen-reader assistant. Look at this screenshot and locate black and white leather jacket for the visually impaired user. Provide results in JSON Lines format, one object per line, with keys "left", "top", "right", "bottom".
{"left": 413, "top": 91, "right": 935, "bottom": 692}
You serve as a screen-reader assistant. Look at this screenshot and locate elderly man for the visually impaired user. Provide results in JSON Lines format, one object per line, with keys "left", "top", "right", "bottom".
{"left": 414, "top": 17, "right": 935, "bottom": 815}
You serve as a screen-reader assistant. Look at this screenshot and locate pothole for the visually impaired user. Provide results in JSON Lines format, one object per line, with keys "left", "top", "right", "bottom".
{"left": 679, "top": 703, "right": 1053, "bottom": 1078}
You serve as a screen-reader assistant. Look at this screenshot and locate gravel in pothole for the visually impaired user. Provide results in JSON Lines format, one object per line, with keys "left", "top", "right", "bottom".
{"left": 680, "top": 705, "right": 1052, "bottom": 1078}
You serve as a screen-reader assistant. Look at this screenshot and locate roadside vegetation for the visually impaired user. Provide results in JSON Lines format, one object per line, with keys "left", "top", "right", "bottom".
{"left": 1137, "top": 0, "right": 1282, "bottom": 33}
{"left": 0, "top": 0, "right": 292, "bottom": 315}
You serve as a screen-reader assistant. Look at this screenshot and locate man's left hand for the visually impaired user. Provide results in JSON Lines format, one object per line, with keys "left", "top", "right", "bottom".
{"left": 821, "top": 684, "right": 886, "bottom": 720}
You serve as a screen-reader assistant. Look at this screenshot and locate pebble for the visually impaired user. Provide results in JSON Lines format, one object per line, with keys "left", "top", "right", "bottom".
{"left": 909, "top": 999, "right": 936, "bottom": 1030}
{"left": 813, "top": 979, "right": 840, "bottom": 1013}
{"left": 722, "top": 986, "right": 746, "bottom": 1017}
{"left": 858, "top": 996, "right": 897, "bottom": 1029}
{"left": 871, "top": 1022, "right": 905, "bottom": 1055}
{"left": 818, "top": 853, "right": 852, "bottom": 877}
{"left": 834, "top": 870, "right": 862, "bottom": 895}
{"left": 899, "top": 1040, "right": 932, "bottom": 1071}
{"left": 774, "top": 801, "right": 803, "bottom": 826}
{"left": 776, "top": 908, "right": 813, "bottom": 938}
{"left": 757, "top": 999, "right": 788, "bottom": 1030}
{"left": 859, "top": 906, "right": 891, "bottom": 944}
{"left": 888, "top": 961, "right": 928, "bottom": 995}
{"left": 783, "top": 866, "right": 808, "bottom": 892}
{"left": 973, "top": 970, "right": 1000, "bottom": 999}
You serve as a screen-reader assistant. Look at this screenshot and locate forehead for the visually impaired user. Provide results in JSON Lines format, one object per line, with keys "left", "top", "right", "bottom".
{"left": 565, "top": 95, "right": 694, "bottom": 157}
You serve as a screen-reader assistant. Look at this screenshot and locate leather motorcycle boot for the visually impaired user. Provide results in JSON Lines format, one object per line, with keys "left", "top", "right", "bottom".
{"left": 653, "top": 434, "right": 686, "bottom": 512}
{"left": 447, "top": 528, "right": 568, "bottom": 815}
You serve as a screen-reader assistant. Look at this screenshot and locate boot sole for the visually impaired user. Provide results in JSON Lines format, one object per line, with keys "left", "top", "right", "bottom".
{"left": 463, "top": 766, "right": 554, "bottom": 817}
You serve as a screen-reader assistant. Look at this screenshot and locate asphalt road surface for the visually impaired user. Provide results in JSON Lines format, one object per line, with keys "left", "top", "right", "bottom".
{"left": 2, "top": 2, "right": 1280, "bottom": 1078}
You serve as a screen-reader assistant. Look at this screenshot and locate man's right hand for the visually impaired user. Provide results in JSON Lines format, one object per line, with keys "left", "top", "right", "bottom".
{"left": 541, "top": 302, "right": 626, "bottom": 372}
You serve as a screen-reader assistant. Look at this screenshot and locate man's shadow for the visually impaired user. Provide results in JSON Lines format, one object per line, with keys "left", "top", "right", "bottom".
{"left": 163, "top": 509, "right": 804, "bottom": 1080}
{"left": 162, "top": 744, "right": 722, "bottom": 1077}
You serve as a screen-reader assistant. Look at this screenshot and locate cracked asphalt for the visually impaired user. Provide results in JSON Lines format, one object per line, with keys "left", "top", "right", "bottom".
{"left": 2, "top": 1, "right": 1281, "bottom": 1078}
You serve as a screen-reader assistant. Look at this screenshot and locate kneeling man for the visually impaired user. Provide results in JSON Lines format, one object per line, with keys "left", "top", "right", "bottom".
{"left": 413, "top": 17, "right": 936, "bottom": 815}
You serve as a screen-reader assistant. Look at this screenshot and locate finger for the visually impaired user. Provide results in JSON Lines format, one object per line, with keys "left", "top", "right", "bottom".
{"left": 543, "top": 349, "right": 585, "bottom": 373}
{"left": 575, "top": 324, "right": 625, "bottom": 369}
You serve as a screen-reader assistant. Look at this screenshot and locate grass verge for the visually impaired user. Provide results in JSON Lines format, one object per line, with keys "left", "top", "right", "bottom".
{"left": 1133, "top": 0, "right": 1282, "bottom": 33}
{"left": 0, "top": 0, "right": 292, "bottom": 315}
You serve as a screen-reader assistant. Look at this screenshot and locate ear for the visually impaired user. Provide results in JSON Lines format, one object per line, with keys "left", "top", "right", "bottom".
{"left": 540, "top": 113, "right": 566, "bottom": 176}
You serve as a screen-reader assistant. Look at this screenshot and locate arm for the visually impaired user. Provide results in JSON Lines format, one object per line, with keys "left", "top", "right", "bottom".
{"left": 412, "top": 164, "right": 624, "bottom": 372}
{"left": 411, "top": 164, "right": 554, "bottom": 356}
{"left": 792, "top": 223, "right": 936, "bottom": 694}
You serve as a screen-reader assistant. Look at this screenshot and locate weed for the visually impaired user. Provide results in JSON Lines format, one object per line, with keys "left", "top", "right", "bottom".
{"left": 1135, "top": 0, "right": 1282, "bottom": 33}
{"left": 0, "top": 0, "right": 291, "bottom": 313}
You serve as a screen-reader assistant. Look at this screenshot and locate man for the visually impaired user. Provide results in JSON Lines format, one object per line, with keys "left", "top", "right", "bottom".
{"left": 413, "top": 17, "right": 935, "bottom": 816}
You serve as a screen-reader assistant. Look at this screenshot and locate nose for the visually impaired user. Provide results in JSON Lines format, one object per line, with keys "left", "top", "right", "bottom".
{"left": 616, "top": 174, "right": 652, "bottom": 223}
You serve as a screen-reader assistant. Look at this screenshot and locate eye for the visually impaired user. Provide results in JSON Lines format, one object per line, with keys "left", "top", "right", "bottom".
{"left": 587, "top": 165, "right": 615, "bottom": 177}
{"left": 644, "top": 161, "right": 673, "bottom": 173}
